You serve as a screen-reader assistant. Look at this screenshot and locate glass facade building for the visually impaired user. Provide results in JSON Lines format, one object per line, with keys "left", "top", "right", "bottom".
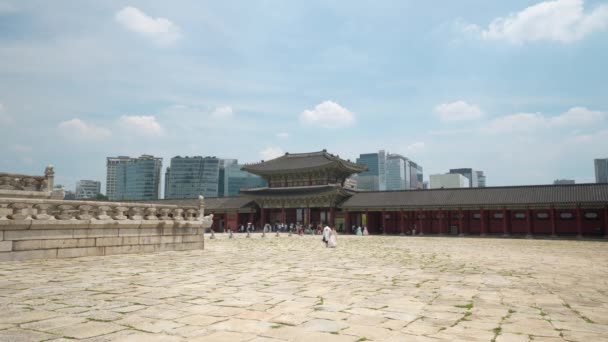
{"left": 115, "top": 155, "right": 162, "bottom": 200}
{"left": 165, "top": 156, "right": 221, "bottom": 199}
{"left": 595, "top": 159, "right": 608, "bottom": 183}
{"left": 356, "top": 150, "right": 386, "bottom": 191}
{"left": 224, "top": 163, "right": 267, "bottom": 197}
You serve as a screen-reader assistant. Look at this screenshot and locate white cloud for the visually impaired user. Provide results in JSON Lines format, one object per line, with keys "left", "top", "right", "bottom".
{"left": 480, "top": 0, "right": 608, "bottom": 44}
{"left": 211, "top": 106, "right": 233, "bottom": 119}
{"left": 484, "top": 112, "right": 546, "bottom": 132}
{"left": 119, "top": 115, "right": 163, "bottom": 136}
{"left": 407, "top": 142, "right": 425, "bottom": 152}
{"left": 484, "top": 106, "right": 606, "bottom": 133}
{"left": 57, "top": 118, "right": 111, "bottom": 141}
{"left": 300, "top": 101, "right": 355, "bottom": 128}
{"left": 435, "top": 100, "right": 483, "bottom": 122}
{"left": 277, "top": 132, "right": 289, "bottom": 139}
{"left": 115, "top": 6, "right": 181, "bottom": 46}
{"left": 550, "top": 106, "right": 605, "bottom": 125}
{"left": 260, "top": 146, "right": 284, "bottom": 161}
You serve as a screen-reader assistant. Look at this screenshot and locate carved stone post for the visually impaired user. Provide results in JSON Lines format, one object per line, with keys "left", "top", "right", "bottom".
{"left": 44, "top": 165, "right": 55, "bottom": 191}
{"left": 129, "top": 207, "right": 144, "bottom": 220}
{"left": 77, "top": 205, "right": 93, "bottom": 220}
{"left": 56, "top": 204, "right": 75, "bottom": 220}
{"left": 173, "top": 208, "right": 184, "bottom": 221}
{"left": 96, "top": 206, "right": 112, "bottom": 220}
{"left": 34, "top": 203, "right": 53, "bottom": 220}
{"left": 113, "top": 206, "right": 128, "bottom": 220}
{"left": 145, "top": 208, "right": 158, "bottom": 220}
{"left": 9, "top": 203, "right": 34, "bottom": 220}
{"left": 159, "top": 208, "right": 172, "bottom": 220}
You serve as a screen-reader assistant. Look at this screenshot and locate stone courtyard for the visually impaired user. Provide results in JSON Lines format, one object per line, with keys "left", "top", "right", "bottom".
{"left": 0, "top": 235, "right": 607, "bottom": 342}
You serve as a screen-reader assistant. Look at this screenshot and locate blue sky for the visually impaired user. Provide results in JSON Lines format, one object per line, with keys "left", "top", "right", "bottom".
{"left": 1, "top": 0, "right": 607, "bottom": 191}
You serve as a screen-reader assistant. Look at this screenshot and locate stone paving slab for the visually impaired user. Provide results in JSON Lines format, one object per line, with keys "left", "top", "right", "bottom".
{"left": 0, "top": 234, "right": 607, "bottom": 341}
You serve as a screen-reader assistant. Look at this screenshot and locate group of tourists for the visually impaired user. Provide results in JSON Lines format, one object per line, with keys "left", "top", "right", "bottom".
{"left": 351, "top": 225, "right": 369, "bottom": 236}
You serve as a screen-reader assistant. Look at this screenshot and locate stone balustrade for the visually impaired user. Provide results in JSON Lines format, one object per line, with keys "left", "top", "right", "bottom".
{"left": 0, "top": 165, "right": 58, "bottom": 199}
{"left": 0, "top": 196, "right": 213, "bottom": 262}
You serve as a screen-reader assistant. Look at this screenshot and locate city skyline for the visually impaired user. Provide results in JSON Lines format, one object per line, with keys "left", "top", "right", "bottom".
{"left": 1, "top": 1, "right": 607, "bottom": 188}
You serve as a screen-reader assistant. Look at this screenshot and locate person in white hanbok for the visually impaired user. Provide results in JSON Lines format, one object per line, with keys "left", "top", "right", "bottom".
{"left": 328, "top": 227, "right": 338, "bottom": 248}
{"left": 322, "top": 226, "right": 331, "bottom": 247}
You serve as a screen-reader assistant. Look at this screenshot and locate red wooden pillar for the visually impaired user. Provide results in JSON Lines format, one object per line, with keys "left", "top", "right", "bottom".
{"left": 576, "top": 206, "right": 583, "bottom": 238}
{"left": 261, "top": 206, "right": 266, "bottom": 226}
{"left": 365, "top": 209, "right": 370, "bottom": 230}
{"left": 418, "top": 209, "right": 424, "bottom": 235}
{"left": 458, "top": 208, "right": 464, "bottom": 236}
{"left": 480, "top": 208, "right": 486, "bottom": 236}
{"left": 382, "top": 209, "right": 386, "bottom": 234}
{"left": 329, "top": 207, "right": 335, "bottom": 227}
{"left": 502, "top": 208, "right": 509, "bottom": 236}
{"left": 344, "top": 210, "right": 350, "bottom": 234}
{"left": 604, "top": 206, "right": 608, "bottom": 239}
{"left": 550, "top": 207, "right": 557, "bottom": 237}
{"left": 526, "top": 208, "right": 533, "bottom": 238}
{"left": 400, "top": 210, "right": 405, "bottom": 235}
{"left": 281, "top": 206, "right": 286, "bottom": 224}
{"left": 438, "top": 209, "right": 444, "bottom": 235}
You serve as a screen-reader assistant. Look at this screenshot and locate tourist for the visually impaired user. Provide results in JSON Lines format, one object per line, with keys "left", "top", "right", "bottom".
{"left": 363, "top": 226, "right": 369, "bottom": 236}
{"left": 229, "top": 229, "right": 234, "bottom": 239}
{"left": 356, "top": 226, "right": 362, "bottom": 236}
{"left": 351, "top": 225, "right": 356, "bottom": 234}
{"left": 322, "top": 225, "right": 331, "bottom": 247}
{"left": 328, "top": 227, "right": 338, "bottom": 248}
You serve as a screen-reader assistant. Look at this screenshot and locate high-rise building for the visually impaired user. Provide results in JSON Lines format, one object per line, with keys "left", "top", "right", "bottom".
{"left": 218, "top": 159, "right": 238, "bottom": 197}
{"left": 114, "top": 155, "right": 162, "bottom": 201}
{"left": 165, "top": 156, "right": 221, "bottom": 199}
{"left": 223, "top": 163, "right": 266, "bottom": 197}
{"left": 356, "top": 150, "right": 386, "bottom": 191}
{"left": 449, "top": 168, "right": 481, "bottom": 188}
{"left": 75, "top": 180, "right": 101, "bottom": 199}
{"left": 106, "top": 156, "right": 131, "bottom": 200}
{"left": 595, "top": 159, "right": 608, "bottom": 183}
{"left": 430, "top": 173, "right": 469, "bottom": 189}
{"left": 476, "top": 171, "right": 486, "bottom": 187}
{"left": 386, "top": 154, "right": 408, "bottom": 190}
{"left": 554, "top": 179, "right": 575, "bottom": 185}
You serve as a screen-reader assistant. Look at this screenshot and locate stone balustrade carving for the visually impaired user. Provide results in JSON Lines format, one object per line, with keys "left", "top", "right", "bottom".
{"left": 0, "top": 197, "right": 212, "bottom": 228}
{"left": 0, "top": 165, "right": 54, "bottom": 192}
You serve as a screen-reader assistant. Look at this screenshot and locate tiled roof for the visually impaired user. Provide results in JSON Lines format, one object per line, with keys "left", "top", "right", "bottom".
{"left": 341, "top": 183, "right": 608, "bottom": 209}
{"left": 241, "top": 184, "right": 348, "bottom": 196}
{"left": 136, "top": 197, "right": 255, "bottom": 211}
{"left": 242, "top": 151, "right": 367, "bottom": 174}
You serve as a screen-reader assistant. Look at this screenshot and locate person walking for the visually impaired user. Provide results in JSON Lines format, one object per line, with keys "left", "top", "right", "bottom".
{"left": 328, "top": 227, "right": 338, "bottom": 248}
{"left": 322, "top": 225, "right": 331, "bottom": 247}
{"left": 356, "top": 226, "right": 362, "bottom": 236}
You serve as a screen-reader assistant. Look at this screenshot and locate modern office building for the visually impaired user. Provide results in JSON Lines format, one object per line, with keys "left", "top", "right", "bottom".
{"left": 165, "top": 156, "right": 221, "bottom": 199}
{"left": 114, "top": 155, "right": 162, "bottom": 201}
{"left": 218, "top": 159, "right": 238, "bottom": 197}
{"left": 223, "top": 163, "right": 266, "bottom": 197}
{"left": 356, "top": 150, "right": 386, "bottom": 191}
{"left": 386, "top": 154, "right": 409, "bottom": 191}
{"left": 595, "top": 159, "right": 608, "bottom": 183}
{"left": 476, "top": 171, "right": 486, "bottom": 187}
{"left": 430, "top": 173, "right": 469, "bottom": 189}
{"left": 75, "top": 180, "right": 101, "bottom": 199}
{"left": 449, "top": 168, "right": 478, "bottom": 187}
{"left": 554, "top": 179, "right": 575, "bottom": 185}
{"left": 106, "top": 156, "right": 131, "bottom": 200}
